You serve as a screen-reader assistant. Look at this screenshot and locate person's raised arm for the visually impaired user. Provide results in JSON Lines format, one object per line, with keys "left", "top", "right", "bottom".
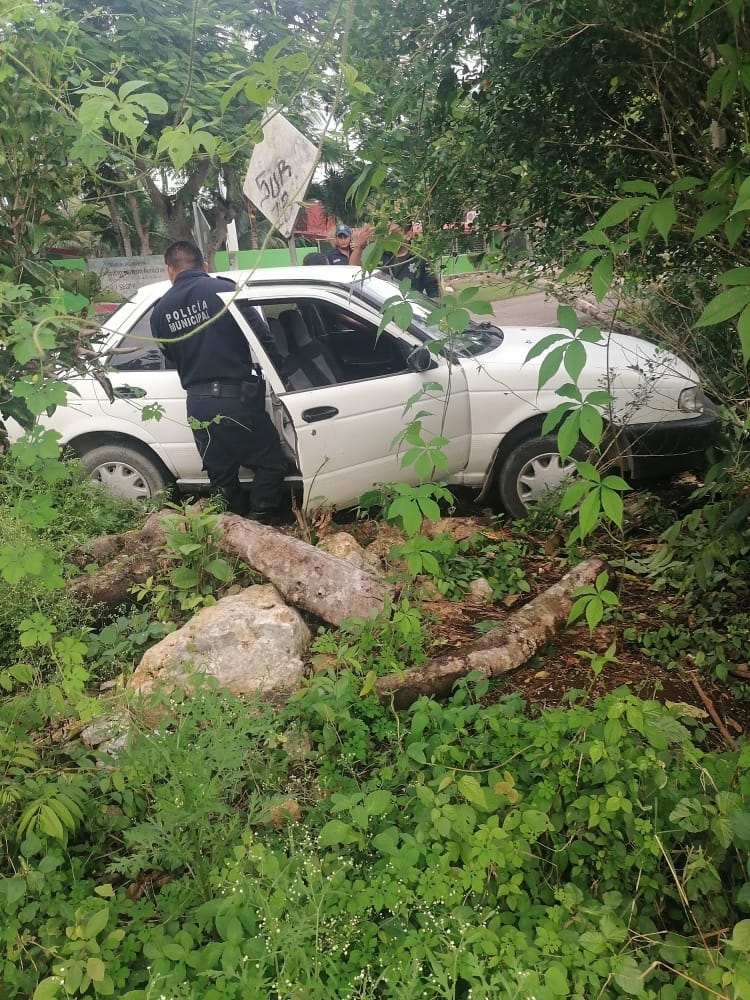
{"left": 349, "top": 223, "right": 375, "bottom": 266}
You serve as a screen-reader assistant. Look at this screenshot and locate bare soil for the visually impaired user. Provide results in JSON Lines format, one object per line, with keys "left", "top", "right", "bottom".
{"left": 329, "top": 484, "right": 750, "bottom": 753}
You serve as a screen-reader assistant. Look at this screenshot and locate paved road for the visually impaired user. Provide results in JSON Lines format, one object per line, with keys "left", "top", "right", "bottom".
{"left": 488, "top": 289, "right": 562, "bottom": 327}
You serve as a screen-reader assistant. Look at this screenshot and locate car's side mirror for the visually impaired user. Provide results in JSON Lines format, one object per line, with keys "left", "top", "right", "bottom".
{"left": 408, "top": 346, "right": 434, "bottom": 373}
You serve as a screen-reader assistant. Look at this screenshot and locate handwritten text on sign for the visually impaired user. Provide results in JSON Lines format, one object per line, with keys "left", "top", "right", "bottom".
{"left": 243, "top": 114, "right": 319, "bottom": 238}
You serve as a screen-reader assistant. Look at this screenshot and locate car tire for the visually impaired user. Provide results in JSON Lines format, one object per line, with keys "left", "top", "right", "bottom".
{"left": 79, "top": 443, "right": 173, "bottom": 502}
{"left": 496, "top": 433, "right": 585, "bottom": 518}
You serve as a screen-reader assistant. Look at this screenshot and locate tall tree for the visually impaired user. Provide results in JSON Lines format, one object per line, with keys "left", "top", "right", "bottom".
{"left": 341, "top": 0, "right": 749, "bottom": 265}
{"left": 62, "top": 0, "right": 335, "bottom": 259}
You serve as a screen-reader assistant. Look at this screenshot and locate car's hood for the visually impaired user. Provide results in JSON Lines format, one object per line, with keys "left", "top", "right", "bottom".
{"left": 458, "top": 324, "right": 702, "bottom": 422}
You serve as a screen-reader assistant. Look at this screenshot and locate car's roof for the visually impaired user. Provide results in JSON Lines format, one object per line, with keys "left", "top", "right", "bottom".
{"left": 127, "top": 264, "right": 364, "bottom": 304}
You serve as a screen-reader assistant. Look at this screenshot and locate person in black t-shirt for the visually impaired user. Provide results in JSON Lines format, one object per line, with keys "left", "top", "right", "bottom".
{"left": 379, "top": 219, "right": 439, "bottom": 299}
{"left": 150, "top": 241, "right": 288, "bottom": 521}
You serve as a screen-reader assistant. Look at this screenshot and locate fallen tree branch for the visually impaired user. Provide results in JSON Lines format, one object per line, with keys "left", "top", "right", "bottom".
{"left": 68, "top": 509, "right": 392, "bottom": 626}
{"left": 216, "top": 513, "right": 391, "bottom": 626}
{"left": 686, "top": 669, "right": 737, "bottom": 750}
{"left": 67, "top": 512, "right": 169, "bottom": 606}
{"left": 375, "top": 557, "right": 606, "bottom": 708}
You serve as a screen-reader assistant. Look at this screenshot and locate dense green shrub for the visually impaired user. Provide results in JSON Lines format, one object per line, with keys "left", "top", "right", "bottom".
{"left": 2, "top": 675, "right": 748, "bottom": 1000}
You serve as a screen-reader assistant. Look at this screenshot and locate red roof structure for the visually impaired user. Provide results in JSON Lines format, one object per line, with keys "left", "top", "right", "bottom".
{"left": 294, "top": 201, "right": 337, "bottom": 240}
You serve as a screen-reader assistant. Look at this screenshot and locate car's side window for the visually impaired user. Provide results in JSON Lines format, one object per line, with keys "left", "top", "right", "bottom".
{"left": 108, "top": 307, "right": 175, "bottom": 371}
{"left": 252, "top": 297, "right": 412, "bottom": 390}
{"left": 314, "top": 301, "right": 411, "bottom": 380}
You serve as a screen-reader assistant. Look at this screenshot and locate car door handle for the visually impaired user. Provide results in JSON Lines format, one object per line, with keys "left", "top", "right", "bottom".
{"left": 301, "top": 406, "right": 338, "bottom": 423}
{"left": 113, "top": 385, "right": 147, "bottom": 399}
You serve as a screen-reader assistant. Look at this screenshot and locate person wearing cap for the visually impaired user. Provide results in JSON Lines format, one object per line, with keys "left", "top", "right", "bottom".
{"left": 326, "top": 223, "right": 356, "bottom": 265}
{"left": 325, "top": 223, "right": 375, "bottom": 266}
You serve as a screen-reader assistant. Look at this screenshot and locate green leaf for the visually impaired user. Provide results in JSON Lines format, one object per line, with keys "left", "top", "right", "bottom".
{"left": 600, "top": 486, "right": 624, "bottom": 526}
{"left": 559, "top": 479, "right": 590, "bottom": 512}
{"left": 371, "top": 826, "right": 400, "bottom": 855}
{"left": 457, "top": 775, "right": 491, "bottom": 809}
{"left": 556, "top": 304, "right": 579, "bottom": 332}
{"left": 170, "top": 567, "right": 200, "bottom": 589}
{"left": 542, "top": 402, "right": 575, "bottom": 435}
{"left": 601, "top": 473, "right": 630, "bottom": 492}
{"left": 132, "top": 92, "right": 169, "bottom": 115}
{"left": 667, "top": 175, "right": 703, "bottom": 194}
{"left": 579, "top": 404, "right": 603, "bottom": 446}
{"left": 731, "top": 920, "right": 750, "bottom": 952}
{"left": 38, "top": 804, "right": 65, "bottom": 841}
{"left": 584, "top": 389, "right": 613, "bottom": 407}
{"left": 651, "top": 197, "right": 677, "bottom": 241}
{"left": 585, "top": 596, "right": 604, "bottom": 630}
{"left": 620, "top": 180, "right": 659, "bottom": 197}
{"left": 577, "top": 489, "right": 601, "bottom": 540}
{"left": 725, "top": 211, "right": 746, "bottom": 246}
{"left": 731, "top": 175, "right": 750, "bottom": 215}
{"left": 77, "top": 96, "right": 111, "bottom": 132}
{"left": 2, "top": 877, "right": 26, "bottom": 905}
{"left": 84, "top": 904, "right": 110, "bottom": 939}
{"left": 204, "top": 558, "right": 233, "bottom": 582}
{"left": 718, "top": 266, "right": 750, "bottom": 285}
{"left": 556, "top": 411, "right": 581, "bottom": 462}
{"left": 729, "top": 809, "right": 750, "bottom": 843}
{"left": 33, "top": 978, "right": 61, "bottom": 1000}
{"left": 524, "top": 332, "right": 568, "bottom": 363}
{"left": 563, "top": 340, "right": 587, "bottom": 382}
{"left": 695, "top": 286, "right": 750, "bottom": 327}
{"left": 108, "top": 107, "right": 146, "bottom": 141}
{"left": 364, "top": 789, "right": 392, "bottom": 816}
{"left": 613, "top": 956, "right": 646, "bottom": 995}
{"left": 538, "top": 344, "right": 567, "bottom": 388}
{"left": 417, "top": 498, "right": 442, "bottom": 521}
{"left": 692, "top": 205, "right": 726, "bottom": 242}
{"left": 119, "top": 79, "right": 150, "bottom": 100}
{"left": 591, "top": 254, "right": 613, "bottom": 301}
{"left": 737, "top": 305, "right": 750, "bottom": 364}
{"left": 318, "top": 819, "right": 359, "bottom": 846}
{"left": 87, "top": 957, "right": 106, "bottom": 983}
{"left": 596, "top": 197, "right": 649, "bottom": 229}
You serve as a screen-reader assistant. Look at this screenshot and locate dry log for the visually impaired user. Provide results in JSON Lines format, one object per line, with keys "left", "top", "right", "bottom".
{"left": 375, "top": 556, "right": 606, "bottom": 708}
{"left": 216, "top": 513, "right": 391, "bottom": 626}
{"left": 67, "top": 512, "right": 169, "bottom": 606}
{"left": 68, "top": 509, "right": 391, "bottom": 627}
{"left": 569, "top": 296, "right": 641, "bottom": 337}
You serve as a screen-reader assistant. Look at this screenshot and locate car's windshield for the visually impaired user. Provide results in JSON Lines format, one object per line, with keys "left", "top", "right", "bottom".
{"left": 351, "top": 273, "right": 504, "bottom": 357}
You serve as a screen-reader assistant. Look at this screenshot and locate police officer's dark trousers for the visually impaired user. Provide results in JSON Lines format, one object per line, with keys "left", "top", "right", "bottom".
{"left": 186, "top": 380, "right": 287, "bottom": 517}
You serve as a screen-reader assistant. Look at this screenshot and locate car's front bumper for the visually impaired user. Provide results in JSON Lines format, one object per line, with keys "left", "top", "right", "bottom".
{"left": 619, "top": 400, "right": 721, "bottom": 480}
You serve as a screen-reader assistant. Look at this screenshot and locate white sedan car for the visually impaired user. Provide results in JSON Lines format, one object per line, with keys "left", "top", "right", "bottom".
{"left": 8, "top": 266, "right": 719, "bottom": 518}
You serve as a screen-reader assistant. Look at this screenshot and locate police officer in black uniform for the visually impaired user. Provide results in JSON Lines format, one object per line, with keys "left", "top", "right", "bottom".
{"left": 380, "top": 219, "right": 439, "bottom": 299}
{"left": 150, "top": 240, "right": 288, "bottom": 522}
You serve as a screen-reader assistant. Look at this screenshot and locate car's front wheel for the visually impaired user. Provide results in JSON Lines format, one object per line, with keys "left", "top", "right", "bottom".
{"left": 79, "top": 443, "right": 173, "bottom": 502}
{"left": 496, "top": 433, "right": 585, "bottom": 518}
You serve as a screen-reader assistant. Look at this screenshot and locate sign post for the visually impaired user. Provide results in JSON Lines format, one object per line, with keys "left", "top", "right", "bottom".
{"left": 243, "top": 113, "right": 320, "bottom": 254}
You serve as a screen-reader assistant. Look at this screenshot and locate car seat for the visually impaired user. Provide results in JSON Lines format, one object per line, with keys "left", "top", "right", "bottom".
{"left": 267, "top": 316, "right": 317, "bottom": 391}
{"left": 278, "top": 309, "right": 346, "bottom": 386}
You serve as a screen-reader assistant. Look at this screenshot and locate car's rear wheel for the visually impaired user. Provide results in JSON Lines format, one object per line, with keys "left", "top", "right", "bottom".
{"left": 79, "top": 443, "right": 173, "bottom": 502}
{"left": 496, "top": 433, "right": 585, "bottom": 518}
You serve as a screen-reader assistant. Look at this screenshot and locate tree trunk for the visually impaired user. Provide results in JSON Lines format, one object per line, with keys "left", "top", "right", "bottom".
{"left": 67, "top": 513, "right": 169, "bottom": 606}
{"left": 216, "top": 513, "right": 390, "bottom": 625}
{"left": 67, "top": 511, "right": 391, "bottom": 627}
{"left": 375, "top": 557, "right": 606, "bottom": 708}
{"left": 106, "top": 194, "right": 133, "bottom": 257}
{"left": 127, "top": 190, "right": 151, "bottom": 256}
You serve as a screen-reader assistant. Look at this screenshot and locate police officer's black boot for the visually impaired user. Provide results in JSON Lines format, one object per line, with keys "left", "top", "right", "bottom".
{"left": 247, "top": 506, "right": 290, "bottom": 526}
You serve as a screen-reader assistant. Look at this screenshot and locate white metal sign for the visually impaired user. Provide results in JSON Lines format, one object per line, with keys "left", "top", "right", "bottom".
{"left": 243, "top": 113, "right": 319, "bottom": 238}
